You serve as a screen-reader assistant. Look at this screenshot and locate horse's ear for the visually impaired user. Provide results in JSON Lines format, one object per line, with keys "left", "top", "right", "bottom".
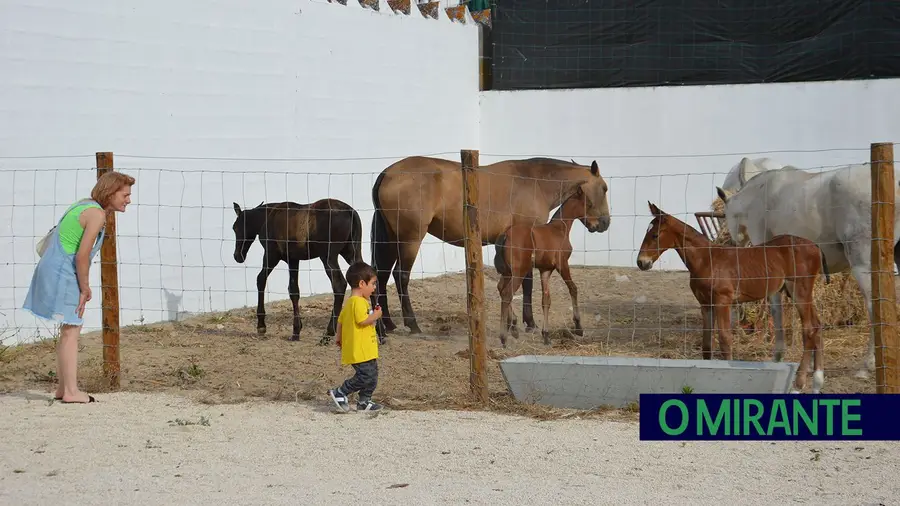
{"left": 738, "top": 157, "right": 755, "bottom": 185}
{"left": 648, "top": 201, "right": 661, "bottom": 216}
{"left": 716, "top": 187, "right": 729, "bottom": 202}
{"left": 590, "top": 160, "right": 599, "bottom": 176}
{"left": 233, "top": 202, "right": 242, "bottom": 216}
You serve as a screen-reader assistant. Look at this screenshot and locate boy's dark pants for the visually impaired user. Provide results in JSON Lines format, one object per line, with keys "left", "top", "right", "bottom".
{"left": 339, "top": 359, "right": 378, "bottom": 402}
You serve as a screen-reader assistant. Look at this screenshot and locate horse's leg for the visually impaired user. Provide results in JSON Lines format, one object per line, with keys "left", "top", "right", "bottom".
{"left": 846, "top": 243, "right": 877, "bottom": 378}
{"left": 769, "top": 290, "right": 785, "bottom": 362}
{"left": 372, "top": 233, "right": 398, "bottom": 337}
{"left": 798, "top": 274, "right": 825, "bottom": 393}
{"left": 320, "top": 254, "right": 348, "bottom": 344}
{"left": 497, "top": 274, "right": 514, "bottom": 348}
{"left": 507, "top": 270, "right": 526, "bottom": 341}
{"left": 393, "top": 234, "right": 426, "bottom": 335}
{"left": 811, "top": 304, "right": 825, "bottom": 394}
{"left": 558, "top": 262, "right": 582, "bottom": 336}
{"left": 790, "top": 280, "right": 820, "bottom": 393}
{"left": 521, "top": 271, "right": 537, "bottom": 332}
{"left": 287, "top": 258, "right": 302, "bottom": 341}
{"left": 701, "top": 304, "right": 714, "bottom": 360}
{"left": 539, "top": 269, "right": 553, "bottom": 345}
{"left": 894, "top": 240, "right": 900, "bottom": 276}
{"left": 256, "top": 253, "right": 279, "bottom": 337}
{"left": 714, "top": 301, "right": 734, "bottom": 360}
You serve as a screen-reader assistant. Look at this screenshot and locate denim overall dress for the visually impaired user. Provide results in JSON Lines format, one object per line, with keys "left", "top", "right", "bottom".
{"left": 23, "top": 199, "right": 105, "bottom": 327}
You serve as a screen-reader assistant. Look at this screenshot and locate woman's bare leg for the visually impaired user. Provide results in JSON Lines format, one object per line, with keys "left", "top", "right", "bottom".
{"left": 57, "top": 323, "right": 91, "bottom": 403}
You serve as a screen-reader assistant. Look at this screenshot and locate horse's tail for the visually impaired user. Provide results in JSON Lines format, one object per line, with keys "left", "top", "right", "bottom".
{"left": 370, "top": 170, "right": 394, "bottom": 278}
{"left": 341, "top": 206, "right": 364, "bottom": 265}
{"left": 819, "top": 246, "right": 830, "bottom": 284}
{"left": 494, "top": 230, "right": 512, "bottom": 276}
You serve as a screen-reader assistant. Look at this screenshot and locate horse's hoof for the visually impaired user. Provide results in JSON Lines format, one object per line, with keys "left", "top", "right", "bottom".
{"left": 542, "top": 331, "right": 550, "bottom": 345}
{"left": 289, "top": 335, "right": 300, "bottom": 342}
{"left": 382, "top": 320, "right": 397, "bottom": 333}
{"left": 257, "top": 327, "right": 266, "bottom": 335}
{"left": 773, "top": 351, "right": 784, "bottom": 363}
{"left": 573, "top": 327, "right": 584, "bottom": 337}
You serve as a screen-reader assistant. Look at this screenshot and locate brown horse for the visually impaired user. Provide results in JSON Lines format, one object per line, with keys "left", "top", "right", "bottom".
{"left": 636, "top": 202, "right": 830, "bottom": 394}
{"left": 370, "top": 156, "right": 611, "bottom": 338}
{"left": 493, "top": 185, "right": 599, "bottom": 347}
{"left": 232, "top": 199, "right": 363, "bottom": 343}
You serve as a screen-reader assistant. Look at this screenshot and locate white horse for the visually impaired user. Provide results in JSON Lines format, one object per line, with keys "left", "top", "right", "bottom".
{"left": 716, "top": 157, "right": 900, "bottom": 382}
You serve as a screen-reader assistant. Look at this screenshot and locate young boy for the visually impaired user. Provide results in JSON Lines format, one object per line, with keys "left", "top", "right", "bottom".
{"left": 328, "top": 261, "right": 384, "bottom": 412}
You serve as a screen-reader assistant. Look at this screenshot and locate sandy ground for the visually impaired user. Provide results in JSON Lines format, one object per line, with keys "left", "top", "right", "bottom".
{"left": 2, "top": 390, "right": 898, "bottom": 506}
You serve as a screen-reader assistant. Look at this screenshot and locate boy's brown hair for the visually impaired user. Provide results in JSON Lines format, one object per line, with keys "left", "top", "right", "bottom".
{"left": 346, "top": 261, "right": 377, "bottom": 289}
{"left": 91, "top": 171, "right": 136, "bottom": 208}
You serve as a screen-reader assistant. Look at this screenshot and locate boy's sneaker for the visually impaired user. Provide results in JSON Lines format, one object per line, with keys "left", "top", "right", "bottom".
{"left": 357, "top": 400, "right": 383, "bottom": 412}
{"left": 328, "top": 389, "right": 350, "bottom": 412}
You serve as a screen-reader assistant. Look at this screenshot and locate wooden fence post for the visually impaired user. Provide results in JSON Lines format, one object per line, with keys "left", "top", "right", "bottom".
{"left": 96, "top": 152, "right": 121, "bottom": 389}
{"left": 461, "top": 149, "right": 488, "bottom": 404}
{"left": 870, "top": 142, "right": 899, "bottom": 394}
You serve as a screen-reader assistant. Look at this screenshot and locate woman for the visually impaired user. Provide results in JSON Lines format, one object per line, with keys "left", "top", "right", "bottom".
{"left": 23, "top": 170, "right": 135, "bottom": 404}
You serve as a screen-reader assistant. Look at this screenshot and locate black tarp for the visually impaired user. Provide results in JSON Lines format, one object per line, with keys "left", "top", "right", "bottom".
{"left": 488, "top": 0, "right": 900, "bottom": 90}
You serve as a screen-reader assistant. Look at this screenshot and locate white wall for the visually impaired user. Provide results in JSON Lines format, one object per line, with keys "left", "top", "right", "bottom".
{"left": 0, "top": 0, "right": 480, "bottom": 343}
{"left": 479, "top": 78, "right": 900, "bottom": 270}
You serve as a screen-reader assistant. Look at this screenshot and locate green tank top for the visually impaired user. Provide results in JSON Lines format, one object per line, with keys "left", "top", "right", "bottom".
{"left": 58, "top": 201, "right": 103, "bottom": 255}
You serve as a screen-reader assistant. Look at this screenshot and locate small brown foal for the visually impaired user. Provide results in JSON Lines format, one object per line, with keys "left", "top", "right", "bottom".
{"left": 493, "top": 186, "right": 604, "bottom": 347}
{"left": 636, "top": 202, "right": 830, "bottom": 394}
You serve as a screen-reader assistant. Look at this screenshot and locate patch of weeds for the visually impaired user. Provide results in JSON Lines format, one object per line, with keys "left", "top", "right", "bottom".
{"left": 168, "top": 415, "right": 211, "bottom": 427}
{"left": 174, "top": 357, "right": 204, "bottom": 384}
{"left": 623, "top": 400, "right": 640, "bottom": 413}
{"left": 129, "top": 325, "right": 159, "bottom": 334}
{"left": 28, "top": 370, "right": 57, "bottom": 384}
{"left": 681, "top": 385, "right": 694, "bottom": 394}
{"left": 207, "top": 314, "right": 229, "bottom": 323}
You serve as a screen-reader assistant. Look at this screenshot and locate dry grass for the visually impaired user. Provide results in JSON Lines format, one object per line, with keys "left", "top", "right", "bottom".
{"left": 0, "top": 264, "right": 880, "bottom": 421}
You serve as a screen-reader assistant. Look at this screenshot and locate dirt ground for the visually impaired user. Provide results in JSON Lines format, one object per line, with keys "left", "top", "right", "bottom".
{"left": 0, "top": 265, "right": 879, "bottom": 418}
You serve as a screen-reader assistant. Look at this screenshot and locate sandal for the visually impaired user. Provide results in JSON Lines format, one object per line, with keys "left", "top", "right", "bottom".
{"left": 59, "top": 395, "right": 96, "bottom": 404}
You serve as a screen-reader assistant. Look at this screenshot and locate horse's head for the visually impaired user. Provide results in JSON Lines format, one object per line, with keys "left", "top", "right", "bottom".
{"left": 636, "top": 202, "right": 677, "bottom": 271}
{"left": 232, "top": 201, "right": 263, "bottom": 263}
{"left": 557, "top": 186, "right": 591, "bottom": 226}
{"left": 575, "top": 160, "right": 611, "bottom": 233}
{"left": 715, "top": 187, "right": 751, "bottom": 246}
{"left": 721, "top": 157, "right": 784, "bottom": 193}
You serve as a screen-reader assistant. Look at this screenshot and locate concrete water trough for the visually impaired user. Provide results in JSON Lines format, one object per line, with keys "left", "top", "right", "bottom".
{"left": 498, "top": 355, "right": 800, "bottom": 410}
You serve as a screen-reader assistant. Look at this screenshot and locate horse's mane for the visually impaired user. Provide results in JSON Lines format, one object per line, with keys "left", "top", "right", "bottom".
{"left": 523, "top": 157, "right": 581, "bottom": 166}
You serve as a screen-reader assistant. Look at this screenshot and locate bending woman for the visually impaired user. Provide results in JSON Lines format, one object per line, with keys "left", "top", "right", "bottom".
{"left": 24, "top": 171, "right": 135, "bottom": 403}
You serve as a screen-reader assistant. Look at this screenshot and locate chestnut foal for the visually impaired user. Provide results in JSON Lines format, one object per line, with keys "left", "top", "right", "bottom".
{"left": 636, "top": 202, "right": 831, "bottom": 394}
{"left": 493, "top": 186, "right": 603, "bottom": 347}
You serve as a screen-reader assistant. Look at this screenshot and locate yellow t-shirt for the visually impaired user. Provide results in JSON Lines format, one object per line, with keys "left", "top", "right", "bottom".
{"left": 339, "top": 295, "right": 379, "bottom": 365}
